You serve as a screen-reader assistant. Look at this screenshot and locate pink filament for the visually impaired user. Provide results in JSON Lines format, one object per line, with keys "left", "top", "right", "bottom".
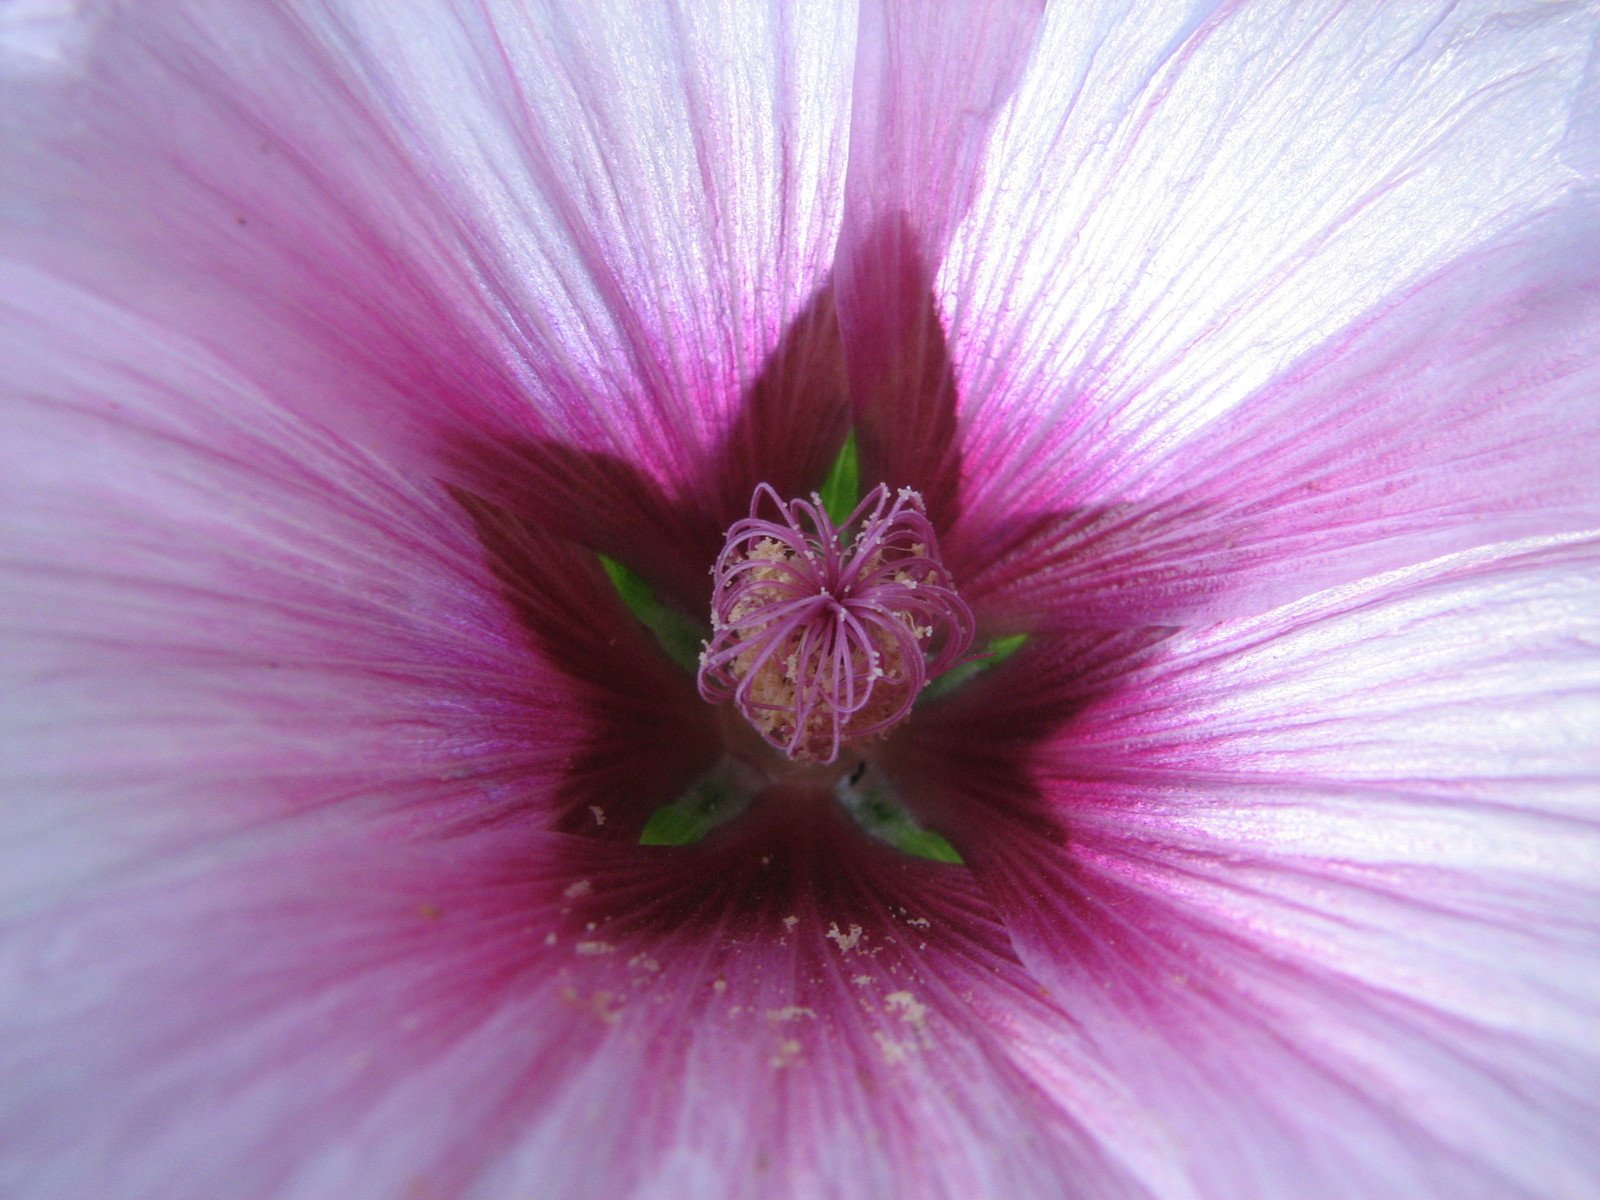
{"left": 699, "top": 483, "right": 975, "bottom": 763}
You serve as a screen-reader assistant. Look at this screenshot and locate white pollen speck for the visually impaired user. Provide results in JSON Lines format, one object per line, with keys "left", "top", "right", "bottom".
{"left": 543, "top": 932, "right": 558, "bottom": 946}
{"left": 874, "top": 1031, "right": 911, "bottom": 1064}
{"left": 905, "top": 917, "right": 930, "bottom": 929}
{"left": 588, "top": 806, "right": 606, "bottom": 826}
{"left": 827, "top": 922, "right": 864, "bottom": 952}
{"left": 765, "top": 1006, "right": 816, "bottom": 1023}
{"left": 885, "top": 991, "right": 928, "bottom": 1025}
{"left": 712, "top": 979, "right": 728, "bottom": 993}
{"left": 852, "top": 975, "right": 873, "bottom": 987}
{"left": 575, "top": 941, "right": 615, "bottom": 956}
{"left": 563, "top": 879, "right": 592, "bottom": 899}
{"left": 770, "top": 1039, "right": 802, "bottom": 1068}
{"left": 629, "top": 953, "right": 661, "bottom": 973}
{"left": 782, "top": 915, "right": 799, "bottom": 929}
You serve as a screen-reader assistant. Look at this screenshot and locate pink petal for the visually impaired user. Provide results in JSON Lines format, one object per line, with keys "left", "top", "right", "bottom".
{"left": 0, "top": 0, "right": 92, "bottom": 79}
{"left": 960, "top": 198, "right": 1600, "bottom": 625}
{"left": 832, "top": 1, "right": 1045, "bottom": 530}
{"left": 3, "top": 1, "right": 855, "bottom": 533}
{"left": 905, "top": 538, "right": 1600, "bottom": 1196}
{"left": 0, "top": 261, "right": 706, "bottom": 891}
{"left": 934, "top": 1, "right": 1600, "bottom": 619}
{"left": 2, "top": 781, "right": 1151, "bottom": 1198}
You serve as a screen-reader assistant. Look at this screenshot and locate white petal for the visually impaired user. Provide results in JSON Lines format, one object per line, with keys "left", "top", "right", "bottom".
{"left": 944, "top": 0, "right": 1597, "bottom": 519}
{"left": 954, "top": 197, "right": 1600, "bottom": 625}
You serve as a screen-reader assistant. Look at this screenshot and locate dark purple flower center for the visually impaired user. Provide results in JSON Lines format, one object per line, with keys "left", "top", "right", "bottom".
{"left": 698, "top": 483, "right": 974, "bottom": 764}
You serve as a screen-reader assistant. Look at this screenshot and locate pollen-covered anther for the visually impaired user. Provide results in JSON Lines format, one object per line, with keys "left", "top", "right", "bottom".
{"left": 698, "top": 483, "right": 975, "bottom": 763}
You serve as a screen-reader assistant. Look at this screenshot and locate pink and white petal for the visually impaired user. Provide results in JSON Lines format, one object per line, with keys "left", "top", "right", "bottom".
{"left": 3, "top": 0, "right": 856, "bottom": 533}
{"left": 0, "top": 0, "right": 93, "bottom": 80}
{"left": 832, "top": 0, "right": 1045, "bottom": 528}
{"left": 1564, "top": 26, "right": 1600, "bottom": 176}
{"left": 0, "top": 263, "right": 711, "bottom": 905}
{"left": 933, "top": 538, "right": 1600, "bottom": 1197}
{"left": 1, "top": 786, "right": 1152, "bottom": 1199}
{"left": 960, "top": 198, "right": 1600, "bottom": 625}
{"left": 938, "top": 0, "right": 1599, "bottom": 611}
{"left": 479, "top": 813, "right": 1155, "bottom": 1200}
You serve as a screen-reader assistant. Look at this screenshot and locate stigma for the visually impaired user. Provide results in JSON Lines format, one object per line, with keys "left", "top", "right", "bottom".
{"left": 698, "top": 483, "right": 974, "bottom": 763}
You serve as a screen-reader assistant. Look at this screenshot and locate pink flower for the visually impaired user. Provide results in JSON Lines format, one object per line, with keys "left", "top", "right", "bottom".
{"left": 3, "top": 3, "right": 1599, "bottom": 1198}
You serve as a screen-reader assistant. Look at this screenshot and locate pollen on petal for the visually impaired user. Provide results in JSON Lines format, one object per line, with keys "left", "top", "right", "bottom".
{"left": 698, "top": 483, "right": 974, "bottom": 762}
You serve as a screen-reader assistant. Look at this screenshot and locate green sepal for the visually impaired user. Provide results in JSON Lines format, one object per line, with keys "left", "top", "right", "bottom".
{"left": 837, "top": 769, "right": 965, "bottom": 865}
{"left": 639, "top": 805, "right": 714, "bottom": 847}
{"left": 600, "top": 554, "right": 653, "bottom": 614}
{"left": 638, "top": 759, "right": 753, "bottom": 847}
{"left": 598, "top": 554, "right": 706, "bottom": 674}
{"left": 892, "top": 827, "right": 965, "bottom": 865}
{"left": 818, "top": 430, "right": 860, "bottom": 527}
{"left": 919, "top": 632, "right": 1030, "bottom": 704}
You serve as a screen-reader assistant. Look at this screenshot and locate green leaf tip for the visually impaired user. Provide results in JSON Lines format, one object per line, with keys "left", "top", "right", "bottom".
{"left": 836, "top": 766, "right": 966, "bottom": 865}
{"left": 860, "top": 806, "right": 966, "bottom": 865}
{"left": 599, "top": 554, "right": 651, "bottom": 611}
{"left": 637, "top": 760, "right": 756, "bottom": 848}
{"left": 597, "top": 553, "right": 706, "bottom": 674}
{"left": 819, "top": 430, "right": 860, "bottom": 527}
{"left": 919, "top": 632, "right": 1031, "bottom": 704}
{"left": 985, "top": 632, "right": 1029, "bottom": 662}
{"left": 894, "top": 828, "right": 965, "bottom": 865}
{"left": 639, "top": 805, "right": 712, "bottom": 846}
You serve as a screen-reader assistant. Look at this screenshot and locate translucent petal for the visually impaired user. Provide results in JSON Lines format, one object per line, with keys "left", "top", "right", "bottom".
{"left": 0, "top": 799, "right": 1150, "bottom": 1199}
{"left": 2, "top": 0, "right": 856, "bottom": 517}
{"left": 832, "top": 0, "right": 1045, "bottom": 529}
{"left": 959, "top": 198, "right": 1600, "bottom": 625}
{"left": 0, "top": 265, "right": 709, "bottom": 902}
{"left": 938, "top": 1, "right": 1599, "bottom": 613}
{"left": 925, "top": 539, "right": 1600, "bottom": 1197}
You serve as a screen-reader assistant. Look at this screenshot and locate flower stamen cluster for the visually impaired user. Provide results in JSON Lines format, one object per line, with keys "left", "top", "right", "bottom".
{"left": 699, "top": 483, "right": 974, "bottom": 763}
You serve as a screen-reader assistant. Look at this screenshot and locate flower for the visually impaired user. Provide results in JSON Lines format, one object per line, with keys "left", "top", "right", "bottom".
{"left": 3, "top": 2, "right": 1599, "bottom": 1198}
